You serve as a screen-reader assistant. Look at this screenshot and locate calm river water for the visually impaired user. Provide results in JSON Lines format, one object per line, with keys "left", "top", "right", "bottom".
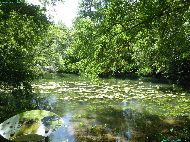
{"left": 30, "top": 74, "right": 190, "bottom": 142}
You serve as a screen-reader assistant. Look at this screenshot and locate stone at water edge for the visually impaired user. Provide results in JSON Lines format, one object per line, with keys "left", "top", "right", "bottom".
{"left": 0, "top": 110, "right": 64, "bottom": 141}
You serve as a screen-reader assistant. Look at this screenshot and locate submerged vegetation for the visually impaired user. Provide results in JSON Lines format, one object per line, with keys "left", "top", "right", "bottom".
{"left": 0, "top": 0, "right": 189, "bottom": 141}
{"left": 33, "top": 75, "right": 190, "bottom": 141}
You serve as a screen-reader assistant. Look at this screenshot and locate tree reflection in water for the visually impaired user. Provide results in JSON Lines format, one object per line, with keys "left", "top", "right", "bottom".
{"left": 74, "top": 105, "right": 190, "bottom": 142}
{"left": 0, "top": 86, "right": 49, "bottom": 124}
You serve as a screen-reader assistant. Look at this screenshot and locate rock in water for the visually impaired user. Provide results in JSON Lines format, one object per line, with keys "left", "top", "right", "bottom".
{"left": 0, "top": 110, "right": 64, "bottom": 141}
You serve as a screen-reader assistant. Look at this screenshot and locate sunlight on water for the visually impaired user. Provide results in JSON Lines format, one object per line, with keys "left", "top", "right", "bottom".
{"left": 0, "top": 110, "right": 63, "bottom": 142}
{"left": 31, "top": 74, "right": 190, "bottom": 141}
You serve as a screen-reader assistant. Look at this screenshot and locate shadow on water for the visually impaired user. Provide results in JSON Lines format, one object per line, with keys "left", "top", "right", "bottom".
{"left": 29, "top": 73, "right": 190, "bottom": 142}
{"left": 42, "top": 95, "right": 190, "bottom": 142}
{"left": 1, "top": 74, "right": 189, "bottom": 142}
{"left": 72, "top": 105, "right": 190, "bottom": 142}
{"left": 0, "top": 86, "right": 51, "bottom": 142}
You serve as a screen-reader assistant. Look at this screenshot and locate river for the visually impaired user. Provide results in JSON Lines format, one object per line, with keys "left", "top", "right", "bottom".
{"left": 31, "top": 74, "right": 190, "bottom": 142}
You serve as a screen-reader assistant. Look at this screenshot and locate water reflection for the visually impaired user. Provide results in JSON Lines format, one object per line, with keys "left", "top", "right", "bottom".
{"left": 46, "top": 100, "right": 189, "bottom": 142}
{"left": 0, "top": 87, "right": 50, "bottom": 141}
{"left": 1, "top": 74, "right": 189, "bottom": 142}
{"left": 0, "top": 110, "right": 63, "bottom": 141}
{"left": 43, "top": 75, "right": 189, "bottom": 141}
{"left": 49, "top": 113, "right": 75, "bottom": 142}
{"left": 0, "top": 88, "right": 39, "bottom": 122}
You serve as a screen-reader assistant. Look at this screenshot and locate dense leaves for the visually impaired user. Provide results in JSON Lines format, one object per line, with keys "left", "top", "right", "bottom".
{"left": 0, "top": 2, "right": 49, "bottom": 88}
{"left": 0, "top": 0, "right": 189, "bottom": 87}
{"left": 64, "top": 0, "right": 190, "bottom": 83}
{"left": 35, "top": 23, "right": 69, "bottom": 71}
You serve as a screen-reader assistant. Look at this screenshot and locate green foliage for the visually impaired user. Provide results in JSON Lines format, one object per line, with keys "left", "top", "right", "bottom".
{"left": 0, "top": 2, "right": 49, "bottom": 88}
{"left": 35, "top": 23, "right": 70, "bottom": 72}
{"left": 65, "top": 0, "right": 190, "bottom": 83}
{"left": 0, "top": 0, "right": 189, "bottom": 86}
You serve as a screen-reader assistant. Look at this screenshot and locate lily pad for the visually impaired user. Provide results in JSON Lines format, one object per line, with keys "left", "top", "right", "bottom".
{"left": 0, "top": 110, "right": 64, "bottom": 141}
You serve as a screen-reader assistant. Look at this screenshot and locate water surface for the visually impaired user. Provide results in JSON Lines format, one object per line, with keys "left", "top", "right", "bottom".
{"left": 31, "top": 74, "right": 190, "bottom": 142}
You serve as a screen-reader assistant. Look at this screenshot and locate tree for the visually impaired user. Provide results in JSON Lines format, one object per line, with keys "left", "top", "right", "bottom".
{"left": 0, "top": 1, "right": 49, "bottom": 88}
{"left": 67, "top": 0, "right": 190, "bottom": 82}
{"left": 35, "top": 23, "right": 70, "bottom": 72}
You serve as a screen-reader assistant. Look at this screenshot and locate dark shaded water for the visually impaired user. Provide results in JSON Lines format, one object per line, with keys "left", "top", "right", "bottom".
{"left": 0, "top": 74, "right": 190, "bottom": 141}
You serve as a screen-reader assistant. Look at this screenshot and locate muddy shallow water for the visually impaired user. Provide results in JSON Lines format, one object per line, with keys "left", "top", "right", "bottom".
{"left": 31, "top": 74, "right": 190, "bottom": 142}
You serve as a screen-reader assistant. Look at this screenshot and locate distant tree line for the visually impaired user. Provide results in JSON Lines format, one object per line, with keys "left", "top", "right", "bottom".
{"left": 0, "top": 0, "right": 189, "bottom": 90}
{"left": 61, "top": 0, "right": 190, "bottom": 85}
